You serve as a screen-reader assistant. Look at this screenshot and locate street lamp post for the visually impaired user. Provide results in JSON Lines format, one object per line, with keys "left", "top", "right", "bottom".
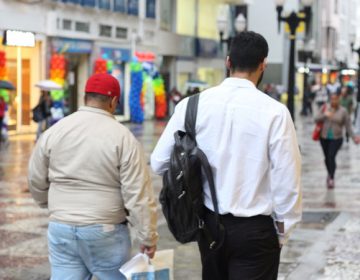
{"left": 217, "top": 13, "right": 247, "bottom": 77}
{"left": 300, "top": 39, "right": 314, "bottom": 116}
{"left": 275, "top": 0, "right": 313, "bottom": 121}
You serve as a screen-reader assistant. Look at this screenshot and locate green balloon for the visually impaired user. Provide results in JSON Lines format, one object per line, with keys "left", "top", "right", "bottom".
{"left": 50, "top": 90, "right": 64, "bottom": 101}
{"left": 130, "top": 62, "right": 142, "bottom": 72}
{"left": 107, "top": 60, "right": 114, "bottom": 71}
{"left": 0, "top": 89, "right": 9, "bottom": 103}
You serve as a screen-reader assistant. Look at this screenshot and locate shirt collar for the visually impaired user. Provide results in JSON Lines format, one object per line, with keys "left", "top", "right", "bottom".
{"left": 221, "top": 78, "right": 257, "bottom": 89}
{"left": 78, "top": 106, "right": 115, "bottom": 119}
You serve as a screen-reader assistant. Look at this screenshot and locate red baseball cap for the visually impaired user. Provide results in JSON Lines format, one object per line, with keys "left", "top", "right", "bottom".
{"left": 85, "top": 73, "right": 121, "bottom": 98}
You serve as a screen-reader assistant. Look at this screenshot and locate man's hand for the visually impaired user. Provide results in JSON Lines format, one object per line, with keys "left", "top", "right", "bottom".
{"left": 275, "top": 221, "right": 284, "bottom": 248}
{"left": 140, "top": 244, "right": 157, "bottom": 259}
{"left": 324, "top": 110, "right": 333, "bottom": 118}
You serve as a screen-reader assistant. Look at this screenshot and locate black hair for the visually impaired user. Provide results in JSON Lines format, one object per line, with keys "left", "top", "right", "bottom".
{"left": 85, "top": 92, "right": 112, "bottom": 103}
{"left": 228, "top": 31, "right": 269, "bottom": 73}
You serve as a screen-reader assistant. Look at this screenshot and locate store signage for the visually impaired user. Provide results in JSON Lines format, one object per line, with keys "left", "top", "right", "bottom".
{"left": 135, "top": 51, "right": 155, "bottom": 62}
{"left": 101, "top": 47, "right": 131, "bottom": 62}
{"left": 51, "top": 37, "right": 93, "bottom": 53}
{"left": 2, "top": 30, "right": 35, "bottom": 47}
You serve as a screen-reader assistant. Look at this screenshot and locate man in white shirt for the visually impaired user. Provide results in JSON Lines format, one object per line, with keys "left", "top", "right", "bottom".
{"left": 28, "top": 73, "right": 158, "bottom": 280}
{"left": 151, "top": 31, "right": 302, "bottom": 280}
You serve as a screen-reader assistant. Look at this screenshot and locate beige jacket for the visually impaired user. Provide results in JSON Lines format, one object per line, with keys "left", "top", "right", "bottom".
{"left": 28, "top": 106, "right": 158, "bottom": 246}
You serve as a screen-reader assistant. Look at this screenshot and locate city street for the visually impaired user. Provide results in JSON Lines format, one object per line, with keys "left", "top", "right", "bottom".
{"left": 0, "top": 114, "right": 360, "bottom": 280}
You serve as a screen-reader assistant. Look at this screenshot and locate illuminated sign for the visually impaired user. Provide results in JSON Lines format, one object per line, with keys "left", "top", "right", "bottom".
{"left": 3, "top": 30, "right": 35, "bottom": 47}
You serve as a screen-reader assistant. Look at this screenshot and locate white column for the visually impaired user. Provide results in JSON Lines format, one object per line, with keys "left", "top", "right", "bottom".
{"left": 16, "top": 47, "right": 22, "bottom": 133}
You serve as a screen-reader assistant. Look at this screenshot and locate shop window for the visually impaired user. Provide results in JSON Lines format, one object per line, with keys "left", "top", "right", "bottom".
{"left": 116, "top": 27, "right": 127, "bottom": 39}
{"left": 81, "top": 0, "right": 96, "bottom": 7}
{"left": 98, "top": 0, "right": 111, "bottom": 10}
{"left": 127, "top": 0, "right": 139, "bottom": 16}
{"left": 114, "top": 0, "right": 126, "bottom": 12}
{"left": 63, "top": 19, "right": 72, "bottom": 30}
{"left": 146, "top": 0, "right": 156, "bottom": 19}
{"left": 75, "top": 21, "right": 90, "bottom": 33}
{"left": 99, "top": 25, "right": 112, "bottom": 37}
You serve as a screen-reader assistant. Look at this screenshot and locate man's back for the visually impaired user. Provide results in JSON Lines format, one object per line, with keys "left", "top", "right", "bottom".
{"left": 152, "top": 78, "right": 301, "bottom": 220}
{"left": 32, "top": 106, "right": 140, "bottom": 225}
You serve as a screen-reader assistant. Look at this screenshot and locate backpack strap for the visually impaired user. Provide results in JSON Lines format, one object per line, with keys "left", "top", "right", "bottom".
{"left": 184, "top": 93, "right": 224, "bottom": 249}
{"left": 185, "top": 94, "right": 199, "bottom": 140}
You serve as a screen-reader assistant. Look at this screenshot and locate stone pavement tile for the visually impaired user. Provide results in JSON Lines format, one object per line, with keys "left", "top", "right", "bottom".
{"left": 0, "top": 230, "right": 41, "bottom": 250}
{"left": 0, "top": 255, "right": 48, "bottom": 268}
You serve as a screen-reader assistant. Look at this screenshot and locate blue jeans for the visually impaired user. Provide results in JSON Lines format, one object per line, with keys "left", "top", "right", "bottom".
{"left": 48, "top": 222, "right": 131, "bottom": 280}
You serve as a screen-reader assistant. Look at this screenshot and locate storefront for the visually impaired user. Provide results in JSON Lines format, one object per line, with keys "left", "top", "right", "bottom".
{"left": 98, "top": 47, "right": 131, "bottom": 122}
{"left": 49, "top": 37, "right": 93, "bottom": 114}
{"left": 0, "top": 30, "right": 44, "bottom": 133}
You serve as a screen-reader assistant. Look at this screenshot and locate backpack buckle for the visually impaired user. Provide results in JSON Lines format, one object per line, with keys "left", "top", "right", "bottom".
{"left": 209, "top": 241, "right": 216, "bottom": 249}
{"left": 176, "top": 171, "right": 183, "bottom": 180}
{"left": 198, "top": 219, "right": 204, "bottom": 229}
{"left": 178, "top": 191, "right": 186, "bottom": 199}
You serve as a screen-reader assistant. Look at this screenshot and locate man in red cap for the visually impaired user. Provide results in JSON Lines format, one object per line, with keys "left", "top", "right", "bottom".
{"left": 28, "top": 73, "right": 158, "bottom": 279}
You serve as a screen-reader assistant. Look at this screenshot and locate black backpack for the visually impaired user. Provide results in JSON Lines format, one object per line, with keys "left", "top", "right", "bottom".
{"left": 160, "top": 94, "right": 224, "bottom": 249}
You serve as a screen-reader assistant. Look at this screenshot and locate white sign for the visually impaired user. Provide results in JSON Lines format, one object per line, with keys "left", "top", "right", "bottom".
{"left": 3, "top": 30, "right": 35, "bottom": 47}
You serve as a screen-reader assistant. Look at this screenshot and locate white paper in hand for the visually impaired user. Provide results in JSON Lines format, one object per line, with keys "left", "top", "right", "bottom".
{"left": 120, "top": 249, "right": 174, "bottom": 280}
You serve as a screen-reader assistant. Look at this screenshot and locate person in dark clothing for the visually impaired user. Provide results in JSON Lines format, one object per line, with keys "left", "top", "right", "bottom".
{"left": 36, "top": 91, "right": 52, "bottom": 140}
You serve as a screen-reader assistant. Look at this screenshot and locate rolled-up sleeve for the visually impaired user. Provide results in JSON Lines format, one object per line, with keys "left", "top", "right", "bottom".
{"left": 119, "top": 135, "right": 159, "bottom": 247}
{"left": 269, "top": 106, "right": 302, "bottom": 242}
{"left": 28, "top": 135, "right": 50, "bottom": 208}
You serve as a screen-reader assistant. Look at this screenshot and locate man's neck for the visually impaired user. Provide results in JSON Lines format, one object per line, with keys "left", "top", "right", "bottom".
{"left": 230, "top": 72, "right": 258, "bottom": 87}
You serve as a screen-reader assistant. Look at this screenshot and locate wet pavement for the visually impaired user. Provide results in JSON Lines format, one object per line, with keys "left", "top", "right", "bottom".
{"left": 0, "top": 113, "right": 360, "bottom": 280}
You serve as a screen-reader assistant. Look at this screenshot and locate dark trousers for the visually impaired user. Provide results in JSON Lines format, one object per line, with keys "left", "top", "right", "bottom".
{"left": 320, "top": 138, "right": 343, "bottom": 179}
{"left": 198, "top": 208, "right": 281, "bottom": 280}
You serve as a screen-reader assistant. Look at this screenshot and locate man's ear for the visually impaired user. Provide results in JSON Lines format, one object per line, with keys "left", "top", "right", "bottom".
{"left": 226, "top": 56, "right": 231, "bottom": 70}
{"left": 111, "top": 96, "right": 119, "bottom": 109}
{"left": 260, "top": 58, "right": 268, "bottom": 72}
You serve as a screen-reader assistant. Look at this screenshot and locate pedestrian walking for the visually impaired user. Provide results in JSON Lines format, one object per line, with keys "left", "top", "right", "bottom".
{"left": 28, "top": 73, "right": 158, "bottom": 280}
{"left": 315, "top": 93, "right": 360, "bottom": 189}
{"left": 340, "top": 86, "right": 354, "bottom": 142}
{"left": 314, "top": 84, "right": 328, "bottom": 109}
{"left": 34, "top": 91, "right": 52, "bottom": 140}
{"left": 151, "top": 31, "right": 302, "bottom": 280}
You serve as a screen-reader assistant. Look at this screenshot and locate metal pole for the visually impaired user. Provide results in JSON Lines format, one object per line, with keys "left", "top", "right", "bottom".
{"left": 288, "top": 33, "right": 296, "bottom": 121}
{"left": 301, "top": 65, "right": 308, "bottom": 116}
{"left": 16, "top": 47, "right": 22, "bottom": 133}
{"left": 357, "top": 60, "right": 360, "bottom": 103}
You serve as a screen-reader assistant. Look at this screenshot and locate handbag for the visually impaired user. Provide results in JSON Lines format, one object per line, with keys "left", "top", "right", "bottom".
{"left": 312, "top": 104, "right": 327, "bottom": 141}
{"left": 32, "top": 105, "right": 44, "bottom": 123}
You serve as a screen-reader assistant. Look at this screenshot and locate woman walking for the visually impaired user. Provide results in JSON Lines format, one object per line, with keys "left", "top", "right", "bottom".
{"left": 315, "top": 93, "right": 360, "bottom": 189}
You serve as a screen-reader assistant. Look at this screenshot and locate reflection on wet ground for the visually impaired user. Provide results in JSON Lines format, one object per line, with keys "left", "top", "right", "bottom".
{"left": 0, "top": 117, "right": 360, "bottom": 279}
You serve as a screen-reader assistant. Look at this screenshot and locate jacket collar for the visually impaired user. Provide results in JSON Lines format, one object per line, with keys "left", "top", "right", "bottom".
{"left": 78, "top": 106, "right": 115, "bottom": 119}
{"left": 221, "top": 78, "right": 257, "bottom": 89}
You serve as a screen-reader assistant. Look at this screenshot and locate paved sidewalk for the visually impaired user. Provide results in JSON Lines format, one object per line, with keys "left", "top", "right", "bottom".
{"left": 0, "top": 115, "right": 360, "bottom": 279}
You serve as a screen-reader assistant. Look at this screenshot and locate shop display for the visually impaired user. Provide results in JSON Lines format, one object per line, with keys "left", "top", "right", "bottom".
{"left": 49, "top": 54, "right": 66, "bottom": 123}
{"left": 0, "top": 51, "right": 9, "bottom": 138}
{"left": 153, "top": 77, "right": 167, "bottom": 118}
{"left": 128, "top": 54, "right": 168, "bottom": 123}
{"left": 129, "top": 61, "right": 144, "bottom": 123}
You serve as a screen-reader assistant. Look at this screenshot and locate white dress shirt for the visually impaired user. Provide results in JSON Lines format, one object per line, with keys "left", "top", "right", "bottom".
{"left": 151, "top": 78, "right": 302, "bottom": 240}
